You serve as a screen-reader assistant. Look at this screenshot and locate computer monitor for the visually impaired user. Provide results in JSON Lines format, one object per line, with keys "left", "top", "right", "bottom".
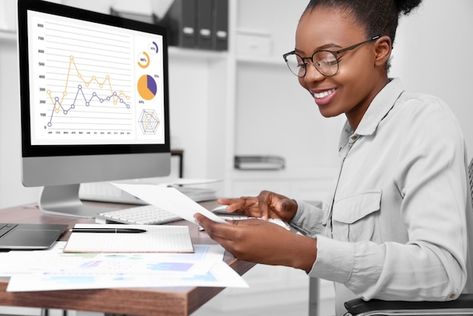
{"left": 17, "top": 0, "right": 171, "bottom": 218}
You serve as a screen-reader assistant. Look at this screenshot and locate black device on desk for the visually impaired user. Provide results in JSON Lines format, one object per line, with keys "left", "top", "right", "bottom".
{"left": 0, "top": 223, "right": 67, "bottom": 250}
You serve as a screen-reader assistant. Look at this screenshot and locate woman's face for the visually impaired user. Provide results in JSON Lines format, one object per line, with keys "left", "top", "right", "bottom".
{"left": 296, "top": 6, "right": 387, "bottom": 126}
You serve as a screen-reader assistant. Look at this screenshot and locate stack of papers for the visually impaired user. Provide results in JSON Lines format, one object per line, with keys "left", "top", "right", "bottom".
{"left": 1, "top": 242, "right": 248, "bottom": 292}
{"left": 0, "top": 183, "right": 253, "bottom": 292}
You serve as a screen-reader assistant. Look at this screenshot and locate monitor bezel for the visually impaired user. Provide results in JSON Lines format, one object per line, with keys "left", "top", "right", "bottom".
{"left": 18, "top": 0, "right": 171, "bottom": 157}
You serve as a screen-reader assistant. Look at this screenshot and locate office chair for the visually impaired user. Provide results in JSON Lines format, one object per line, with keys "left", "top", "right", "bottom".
{"left": 344, "top": 159, "right": 473, "bottom": 316}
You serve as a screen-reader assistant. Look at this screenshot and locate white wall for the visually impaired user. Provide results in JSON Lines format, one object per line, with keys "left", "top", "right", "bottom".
{"left": 391, "top": 0, "right": 473, "bottom": 157}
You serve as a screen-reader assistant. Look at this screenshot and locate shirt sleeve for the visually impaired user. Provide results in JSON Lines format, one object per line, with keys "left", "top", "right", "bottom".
{"left": 309, "top": 100, "right": 469, "bottom": 301}
{"left": 291, "top": 200, "right": 328, "bottom": 237}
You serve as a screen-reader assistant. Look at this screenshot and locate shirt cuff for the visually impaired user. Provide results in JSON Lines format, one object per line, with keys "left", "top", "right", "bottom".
{"left": 291, "top": 199, "right": 311, "bottom": 226}
{"left": 308, "top": 234, "right": 355, "bottom": 284}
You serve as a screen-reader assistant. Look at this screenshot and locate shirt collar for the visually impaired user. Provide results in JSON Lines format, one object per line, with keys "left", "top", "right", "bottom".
{"left": 342, "top": 78, "right": 405, "bottom": 137}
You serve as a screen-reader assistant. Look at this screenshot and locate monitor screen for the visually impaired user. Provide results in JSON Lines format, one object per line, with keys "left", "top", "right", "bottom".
{"left": 18, "top": 0, "right": 171, "bottom": 217}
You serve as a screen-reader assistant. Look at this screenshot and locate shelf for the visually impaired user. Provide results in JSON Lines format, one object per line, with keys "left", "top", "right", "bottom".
{"left": 0, "top": 30, "right": 16, "bottom": 42}
{"left": 236, "top": 54, "right": 285, "bottom": 66}
{"left": 230, "top": 166, "right": 337, "bottom": 180}
{"left": 168, "top": 46, "right": 228, "bottom": 62}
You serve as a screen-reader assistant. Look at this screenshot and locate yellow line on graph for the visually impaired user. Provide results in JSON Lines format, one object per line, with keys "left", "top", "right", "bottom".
{"left": 48, "top": 56, "right": 131, "bottom": 112}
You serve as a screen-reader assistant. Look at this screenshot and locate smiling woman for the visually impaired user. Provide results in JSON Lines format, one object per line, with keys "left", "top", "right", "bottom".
{"left": 195, "top": 0, "right": 473, "bottom": 315}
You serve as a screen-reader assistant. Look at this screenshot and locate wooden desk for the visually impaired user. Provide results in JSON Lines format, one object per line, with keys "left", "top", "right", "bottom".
{"left": 0, "top": 202, "right": 255, "bottom": 316}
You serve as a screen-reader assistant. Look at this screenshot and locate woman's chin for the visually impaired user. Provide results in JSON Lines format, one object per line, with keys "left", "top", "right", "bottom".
{"left": 316, "top": 104, "right": 342, "bottom": 118}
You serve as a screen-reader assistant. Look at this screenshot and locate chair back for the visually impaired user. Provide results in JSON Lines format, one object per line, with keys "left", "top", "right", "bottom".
{"left": 469, "top": 159, "right": 473, "bottom": 206}
{"left": 464, "top": 158, "right": 473, "bottom": 293}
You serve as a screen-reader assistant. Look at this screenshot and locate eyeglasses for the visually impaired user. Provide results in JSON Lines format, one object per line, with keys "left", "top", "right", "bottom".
{"left": 282, "top": 35, "right": 381, "bottom": 78}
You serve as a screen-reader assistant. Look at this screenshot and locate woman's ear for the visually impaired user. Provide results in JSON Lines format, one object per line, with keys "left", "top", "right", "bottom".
{"left": 374, "top": 35, "right": 392, "bottom": 67}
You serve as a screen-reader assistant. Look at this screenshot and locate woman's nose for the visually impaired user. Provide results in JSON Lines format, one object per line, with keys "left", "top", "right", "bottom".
{"left": 304, "top": 62, "right": 325, "bottom": 82}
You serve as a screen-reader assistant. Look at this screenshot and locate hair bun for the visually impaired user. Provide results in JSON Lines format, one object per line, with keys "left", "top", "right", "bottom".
{"left": 395, "top": 0, "right": 422, "bottom": 15}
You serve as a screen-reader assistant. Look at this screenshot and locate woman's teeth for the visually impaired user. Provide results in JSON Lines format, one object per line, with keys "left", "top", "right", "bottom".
{"left": 313, "top": 88, "right": 336, "bottom": 99}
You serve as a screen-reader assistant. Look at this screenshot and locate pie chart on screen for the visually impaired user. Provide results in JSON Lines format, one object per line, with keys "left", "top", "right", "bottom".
{"left": 137, "top": 74, "right": 157, "bottom": 100}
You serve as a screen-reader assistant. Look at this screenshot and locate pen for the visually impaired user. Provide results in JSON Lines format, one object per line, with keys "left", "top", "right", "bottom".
{"left": 71, "top": 228, "right": 147, "bottom": 233}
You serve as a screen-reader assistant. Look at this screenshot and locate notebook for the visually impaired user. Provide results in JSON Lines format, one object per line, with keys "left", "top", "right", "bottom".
{"left": 0, "top": 223, "right": 67, "bottom": 250}
{"left": 64, "top": 224, "right": 194, "bottom": 253}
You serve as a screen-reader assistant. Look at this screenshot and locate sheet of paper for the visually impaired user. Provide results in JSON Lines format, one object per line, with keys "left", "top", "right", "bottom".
{"left": 217, "top": 215, "right": 291, "bottom": 230}
{"left": 4, "top": 242, "right": 248, "bottom": 292}
{"left": 64, "top": 224, "right": 193, "bottom": 253}
{"left": 0, "top": 242, "right": 223, "bottom": 277}
{"left": 112, "top": 183, "right": 227, "bottom": 224}
{"left": 6, "top": 261, "right": 248, "bottom": 291}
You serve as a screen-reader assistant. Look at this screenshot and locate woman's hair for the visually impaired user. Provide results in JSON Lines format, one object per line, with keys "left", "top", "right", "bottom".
{"left": 304, "top": 0, "right": 422, "bottom": 45}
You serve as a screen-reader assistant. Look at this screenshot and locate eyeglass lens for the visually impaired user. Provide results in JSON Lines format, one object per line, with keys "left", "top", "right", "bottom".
{"left": 285, "top": 51, "right": 339, "bottom": 78}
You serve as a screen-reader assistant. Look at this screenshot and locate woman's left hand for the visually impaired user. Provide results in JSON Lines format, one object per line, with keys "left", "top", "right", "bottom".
{"left": 195, "top": 213, "right": 317, "bottom": 272}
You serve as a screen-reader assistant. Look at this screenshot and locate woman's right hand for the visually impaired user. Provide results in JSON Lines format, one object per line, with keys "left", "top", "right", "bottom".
{"left": 217, "top": 190, "right": 298, "bottom": 222}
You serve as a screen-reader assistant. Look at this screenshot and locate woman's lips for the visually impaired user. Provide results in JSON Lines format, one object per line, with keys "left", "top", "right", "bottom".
{"left": 311, "top": 88, "right": 337, "bottom": 106}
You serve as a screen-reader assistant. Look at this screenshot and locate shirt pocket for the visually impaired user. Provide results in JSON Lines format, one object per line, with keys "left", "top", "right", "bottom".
{"left": 332, "top": 191, "right": 382, "bottom": 242}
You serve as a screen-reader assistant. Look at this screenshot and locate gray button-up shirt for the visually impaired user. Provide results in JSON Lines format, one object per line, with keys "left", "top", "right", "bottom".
{"left": 291, "top": 79, "right": 473, "bottom": 315}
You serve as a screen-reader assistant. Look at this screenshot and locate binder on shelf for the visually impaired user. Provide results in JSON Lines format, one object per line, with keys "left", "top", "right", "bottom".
{"left": 196, "top": 0, "right": 213, "bottom": 50}
{"left": 212, "top": 0, "right": 229, "bottom": 51}
{"left": 160, "top": 0, "right": 197, "bottom": 48}
{"left": 234, "top": 155, "right": 285, "bottom": 171}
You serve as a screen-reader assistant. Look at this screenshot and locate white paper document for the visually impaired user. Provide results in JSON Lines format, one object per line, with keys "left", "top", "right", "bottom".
{"left": 4, "top": 242, "right": 248, "bottom": 292}
{"left": 112, "top": 183, "right": 227, "bottom": 224}
{"left": 6, "top": 261, "right": 248, "bottom": 291}
{"left": 64, "top": 224, "right": 193, "bottom": 253}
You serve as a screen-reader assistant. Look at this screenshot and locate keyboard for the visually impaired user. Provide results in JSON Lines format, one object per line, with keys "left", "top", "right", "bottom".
{"left": 98, "top": 205, "right": 180, "bottom": 225}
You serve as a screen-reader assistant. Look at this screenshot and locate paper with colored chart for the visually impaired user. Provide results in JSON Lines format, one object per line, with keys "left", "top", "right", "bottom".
{"left": 3, "top": 242, "right": 248, "bottom": 291}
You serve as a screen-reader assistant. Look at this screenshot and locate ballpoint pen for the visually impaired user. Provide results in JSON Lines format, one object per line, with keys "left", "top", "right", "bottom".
{"left": 71, "top": 228, "right": 147, "bottom": 233}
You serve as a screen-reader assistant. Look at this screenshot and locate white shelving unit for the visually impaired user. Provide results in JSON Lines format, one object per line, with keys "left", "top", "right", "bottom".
{"left": 195, "top": 1, "right": 337, "bottom": 315}
{"left": 223, "top": 0, "right": 341, "bottom": 201}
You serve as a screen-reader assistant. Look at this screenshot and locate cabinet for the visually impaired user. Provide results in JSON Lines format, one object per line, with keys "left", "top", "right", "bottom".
{"left": 194, "top": 1, "right": 337, "bottom": 315}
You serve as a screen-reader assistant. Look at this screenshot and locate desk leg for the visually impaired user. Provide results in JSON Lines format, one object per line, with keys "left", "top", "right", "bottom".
{"left": 40, "top": 309, "right": 68, "bottom": 316}
{"left": 309, "top": 277, "right": 319, "bottom": 316}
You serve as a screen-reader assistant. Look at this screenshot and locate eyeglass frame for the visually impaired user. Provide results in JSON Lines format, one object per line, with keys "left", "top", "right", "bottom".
{"left": 282, "top": 35, "right": 381, "bottom": 78}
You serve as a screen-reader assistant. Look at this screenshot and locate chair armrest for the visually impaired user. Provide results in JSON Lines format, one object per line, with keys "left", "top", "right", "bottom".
{"left": 345, "top": 294, "right": 473, "bottom": 315}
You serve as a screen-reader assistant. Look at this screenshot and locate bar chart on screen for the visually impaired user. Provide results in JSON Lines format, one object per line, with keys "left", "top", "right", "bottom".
{"left": 27, "top": 11, "right": 166, "bottom": 146}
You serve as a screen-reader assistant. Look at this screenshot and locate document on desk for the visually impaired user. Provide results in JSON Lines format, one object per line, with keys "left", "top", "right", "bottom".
{"left": 112, "top": 183, "right": 227, "bottom": 224}
{"left": 64, "top": 224, "right": 194, "bottom": 253}
{"left": 5, "top": 242, "right": 248, "bottom": 291}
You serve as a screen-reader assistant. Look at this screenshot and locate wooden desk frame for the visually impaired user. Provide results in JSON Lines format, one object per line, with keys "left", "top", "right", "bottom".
{"left": 0, "top": 202, "right": 254, "bottom": 316}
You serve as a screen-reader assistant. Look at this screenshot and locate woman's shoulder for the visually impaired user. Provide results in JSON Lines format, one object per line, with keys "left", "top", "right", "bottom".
{"left": 394, "top": 91, "right": 463, "bottom": 141}
{"left": 397, "top": 91, "right": 452, "bottom": 115}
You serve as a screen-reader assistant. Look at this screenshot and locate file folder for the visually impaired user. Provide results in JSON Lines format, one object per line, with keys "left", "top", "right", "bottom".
{"left": 212, "top": 0, "right": 228, "bottom": 51}
{"left": 196, "top": 0, "right": 213, "bottom": 49}
{"left": 161, "top": 0, "right": 196, "bottom": 48}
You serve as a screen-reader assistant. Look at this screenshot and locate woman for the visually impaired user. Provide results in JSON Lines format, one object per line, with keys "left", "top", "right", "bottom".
{"left": 195, "top": 1, "right": 473, "bottom": 314}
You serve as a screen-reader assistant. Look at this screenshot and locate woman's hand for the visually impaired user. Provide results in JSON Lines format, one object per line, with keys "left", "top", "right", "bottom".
{"left": 195, "top": 213, "right": 316, "bottom": 272}
{"left": 217, "top": 190, "right": 298, "bottom": 222}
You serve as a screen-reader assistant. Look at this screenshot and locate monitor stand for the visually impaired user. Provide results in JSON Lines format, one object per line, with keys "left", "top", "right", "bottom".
{"left": 39, "top": 184, "right": 105, "bottom": 218}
